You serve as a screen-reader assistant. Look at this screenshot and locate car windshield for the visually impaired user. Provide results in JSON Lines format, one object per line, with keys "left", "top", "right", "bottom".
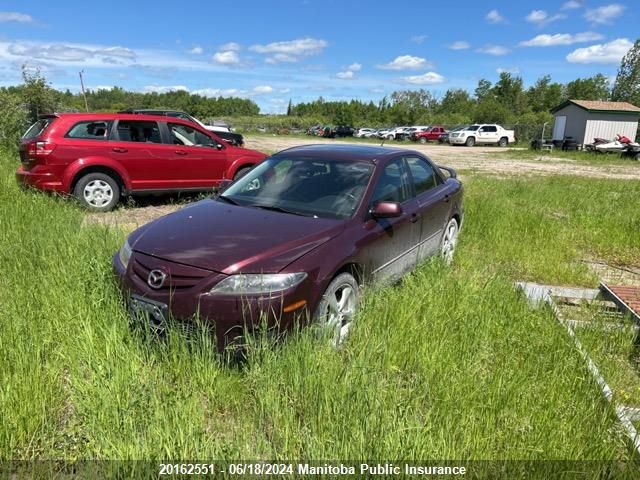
{"left": 465, "top": 125, "right": 480, "bottom": 131}
{"left": 220, "top": 156, "right": 374, "bottom": 220}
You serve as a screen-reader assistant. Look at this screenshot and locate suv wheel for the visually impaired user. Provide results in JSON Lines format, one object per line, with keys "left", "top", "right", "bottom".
{"left": 465, "top": 137, "right": 475, "bottom": 147}
{"left": 419, "top": 137, "right": 428, "bottom": 144}
{"left": 74, "top": 173, "right": 120, "bottom": 212}
{"left": 498, "top": 137, "right": 508, "bottom": 147}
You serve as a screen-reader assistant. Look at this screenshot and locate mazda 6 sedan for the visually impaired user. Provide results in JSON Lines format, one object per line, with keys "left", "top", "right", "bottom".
{"left": 113, "top": 144, "right": 464, "bottom": 349}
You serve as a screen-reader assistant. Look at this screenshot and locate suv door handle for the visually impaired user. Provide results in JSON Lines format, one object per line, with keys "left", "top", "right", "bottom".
{"left": 174, "top": 150, "right": 187, "bottom": 155}
{"left": 112, "top": 147, "right": 128, "bottom": 153}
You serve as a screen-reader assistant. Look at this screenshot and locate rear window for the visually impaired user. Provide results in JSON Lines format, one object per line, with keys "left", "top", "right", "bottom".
{"left": 66, "top": 121, "right": 112, "bottom": 140}
{"left": 22, "top": 118, "right": 56, "bottom": 140}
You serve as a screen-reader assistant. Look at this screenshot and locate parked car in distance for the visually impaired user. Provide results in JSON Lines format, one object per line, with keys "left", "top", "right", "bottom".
{"left": 16, "top": 113, "right": 267, "bottom": 211}
{"left": 438, "top": 126, "right": 465, "bottom": 144}
{"left": 412, "top": 126, "right": 447, "bottom": 144}
{"left": 448, "top": 124, "right": 515, "bottom": 147}
{"left": 333, "top": 125, "right": 355, "bottom": 137}
{"left": 354, "top": 128, "right": 376, "bottom": 138}
{"left": 119, "top": 109, "right": 244, "bottom": 147}
{"left": 397, "top": 126, "right": 430, "bottom": 141}
{"left": 113, "top": 144, "right": 464, "bottom": 350}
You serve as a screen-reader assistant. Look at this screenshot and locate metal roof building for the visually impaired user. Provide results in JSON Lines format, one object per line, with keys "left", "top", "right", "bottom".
{"left": 550, "top": 100, "right": 640, "bottom": 145}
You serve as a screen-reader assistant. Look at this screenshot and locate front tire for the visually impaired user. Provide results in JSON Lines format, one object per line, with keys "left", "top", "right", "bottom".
{"left": 440, "top": 218, "right": 459, "bottom": 265}
{"left": 419, "top": 137, "right": 428, "bottom": 144}
{"left": 73, "top": 173, "right": 120, "bottom": 212}
{"left": 314, "top": 273, "right": 360, "bottom": 346}
{"left": 465, "top": 137, "right": 475, "bottom": 147}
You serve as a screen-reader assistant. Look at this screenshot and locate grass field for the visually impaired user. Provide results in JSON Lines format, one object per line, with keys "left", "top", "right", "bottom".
{"left": 1, "top": 149, "right": 640, "bottom": 474}
{"left": 496, "top": 147, "right": 640, "bottom": 166}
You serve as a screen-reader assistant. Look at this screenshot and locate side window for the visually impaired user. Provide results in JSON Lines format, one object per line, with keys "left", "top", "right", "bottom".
{"left": 66, "top": 121, "right": 111, "bottom": 140}
{"left": 369, "top": 158, "right": 411, "bottom": 207}
{"left": 406, "top": 157, "right": 440, "bottom": 195}
{"left": 483, "top": 126, "right": 497, "bottom": 133}
{"left": 168, "top": 123, "right": 213, "bottom": 147}
{"left": 116, "top": 121, "right": 161, "bottom": 143}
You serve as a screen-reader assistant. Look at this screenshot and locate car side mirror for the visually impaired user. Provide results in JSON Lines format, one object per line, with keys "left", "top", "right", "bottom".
{"left": 215, "top": 143, "right": 224, "bottom": 150}
{"left": 370, "top": 201, "right": 403, "bottom": 218}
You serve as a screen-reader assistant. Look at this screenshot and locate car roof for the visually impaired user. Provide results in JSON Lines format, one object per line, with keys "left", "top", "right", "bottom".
{"left": 45, "top": 112, "right": 200, "bottom": 123}
{"left": 274, "top": 143, "right": 423, "bottom": 162}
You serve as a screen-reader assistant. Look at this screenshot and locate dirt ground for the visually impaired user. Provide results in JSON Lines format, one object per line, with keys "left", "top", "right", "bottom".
{"left": 84, "top": 135, "right": 640, "bottom": 233}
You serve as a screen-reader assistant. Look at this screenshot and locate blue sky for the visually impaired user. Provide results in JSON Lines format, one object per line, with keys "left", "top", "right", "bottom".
{"left": 0, "top": 0, "right": 637, "bottom": 113}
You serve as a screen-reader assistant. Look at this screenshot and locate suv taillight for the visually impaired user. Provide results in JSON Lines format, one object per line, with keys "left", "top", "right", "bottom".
{"left": 27, "top": 141, "right": 57, "bottom": 160}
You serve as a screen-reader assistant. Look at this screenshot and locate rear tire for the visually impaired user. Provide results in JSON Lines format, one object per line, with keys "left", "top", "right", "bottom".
{"left": 73, "top": 173, "right": 120, "bottom": 212}
{"left": 233, "top": 166, "right": 252, "bottom": 181}
{"left": 498, "top": 137, "right": 508, "bottom": 147}
{"left": 440, "top": 218, "right": 459, "bottom": 265}
{"left": 465, "top": 137, "right": 475, "bottom": 147}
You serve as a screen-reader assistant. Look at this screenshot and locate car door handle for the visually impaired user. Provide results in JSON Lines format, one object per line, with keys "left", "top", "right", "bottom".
{"left": 410, "top": 213, "right": 421, "bottom": 223}
{"left": 174, "top": 150, "right": 187, "bottom": 155}
{"left": 112, "top": 147, "right": 128, "bottom": 153}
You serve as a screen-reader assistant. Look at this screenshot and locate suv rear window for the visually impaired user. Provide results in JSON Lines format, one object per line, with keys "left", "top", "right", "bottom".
{"left": 66, "top": 121, "right": 112, "bottom": 140}
{"left": 22, "top": 118, "right": 56, "bottom": 140}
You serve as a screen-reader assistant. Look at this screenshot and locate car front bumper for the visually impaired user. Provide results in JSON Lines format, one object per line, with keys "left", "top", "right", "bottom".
{"left": 113, "top": 253, "right": 314, "bottom": 351}
{"left": 448, "top": 137, "right": 467, "bottom": 145}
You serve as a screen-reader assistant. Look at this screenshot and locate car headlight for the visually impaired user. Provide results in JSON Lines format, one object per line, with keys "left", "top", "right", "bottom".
{"left": 118, "top": 239, "right": 132, "bottom": 268}
{"left": 209, "top": 272, "right": 307, "bottom": 295}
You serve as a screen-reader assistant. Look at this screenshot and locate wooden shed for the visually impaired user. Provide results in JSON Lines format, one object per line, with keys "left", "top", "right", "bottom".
{"left": 550, "top": 100, "right": 640, "bottom": 145}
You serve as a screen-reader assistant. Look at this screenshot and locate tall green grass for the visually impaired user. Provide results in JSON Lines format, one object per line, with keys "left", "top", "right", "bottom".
{"left": 1, "top": 151, "right": 639, "bottom": 468}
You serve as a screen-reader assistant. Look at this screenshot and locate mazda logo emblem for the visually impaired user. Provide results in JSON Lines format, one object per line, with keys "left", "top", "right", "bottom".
{"left": 147, "top": 269, "right": 167, "bottom": 289}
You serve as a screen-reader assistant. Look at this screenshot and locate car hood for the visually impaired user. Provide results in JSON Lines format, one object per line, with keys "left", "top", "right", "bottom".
{"left": 130, "top": 199, "right": 344, "bottom": 274}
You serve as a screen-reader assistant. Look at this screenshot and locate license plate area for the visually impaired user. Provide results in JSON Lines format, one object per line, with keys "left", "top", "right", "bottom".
{"left": 129, "top": 294, "right": 168, "bottom": 330}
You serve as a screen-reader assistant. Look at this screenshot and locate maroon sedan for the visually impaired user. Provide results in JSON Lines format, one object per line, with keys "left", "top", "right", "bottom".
{"left": 113, "top": 144, "right": 463, "bottom": 349}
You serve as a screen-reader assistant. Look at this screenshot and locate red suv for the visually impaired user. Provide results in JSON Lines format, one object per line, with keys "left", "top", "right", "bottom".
{"left": 16, "top": 113, "right": 267, "bottom": 211}
{"left": 412, "top": 126, "right": 447, "bottom": 144}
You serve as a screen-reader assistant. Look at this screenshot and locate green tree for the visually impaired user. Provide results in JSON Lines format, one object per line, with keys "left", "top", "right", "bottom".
{"left": 611, "top": 38, "right": 640, "bottom": 106}
{"left": 527, "top": 75, "right": 563, "bottom": 113}
{"left": 20, "top": 66, "right": 58, "bottom": 121}
{"left": 565, "top": 74, "right": 610, "bottom": 101}
{"left": 474, "top": 79, "right": 493, "bottom": 101}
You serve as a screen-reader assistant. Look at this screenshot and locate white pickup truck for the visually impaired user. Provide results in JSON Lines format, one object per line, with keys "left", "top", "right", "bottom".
{"left": 448, "top": 124, "right": 515, "bottom": 147}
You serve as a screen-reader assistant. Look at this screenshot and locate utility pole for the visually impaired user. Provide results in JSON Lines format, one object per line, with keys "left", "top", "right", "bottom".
{"left": 79, "top": 70, "right": 89, "bottom": 112}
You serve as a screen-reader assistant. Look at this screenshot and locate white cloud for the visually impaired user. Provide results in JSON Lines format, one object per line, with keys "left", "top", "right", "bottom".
{"left": 561, "top": 1, "right": 583, "bottom": 10}
{"left": 4, "top": 42, "right": 136, "bottom": 63}
{"left": 336, "top": 70, "right": 355, "bottom": 79}
{"left": 193, "top": 87, "right": 242, "bottom": 97}
{"left": 336, "top": 62, "right": 361, "bottom": 80}
{"left": 143, "top": 85, "right": 189, "bottom": 93}
{"left": 519, "top": 31, "right": 604, "bottom": 47}
{"left": 400, "top": 72, "right": 445, "bottom": 85}
{"left": 486, "top": 9, "right": 505, "bottom": 24}
{"left": 411, "top": 35, "right": 427, "bottom": 44}
{"left": 377, "top": 55, "right": 431, "bottom": 70}
{"left": 448, "top": 41, "right": 470, "bottom": 50}
{"left": 252, "top": 85, "right": 273, "bottom": 94}
{"left": 584, "top": 4, "right": 625, "bottom": 24}
{"left": 525, "top": 10, "right": 566, "bottom": 26}
{"left": 496, "top": 67, "right": 520, "bottom": 74}
{"left": 211, "top": 50, "right": 240, "bottom": 65}
{"left": 219, "top": 42, "right": 241, "bottom": 51}
{"left": 476, "top": 44, "right": 510, "bottom": 56}
{"left": 250, "top": 37, "right": 327, "bottom": 63}
{"left": 566, "top": 38, "right": 632, "bottom": 64}
{"left": 189, "top": 46, "right": 203, "bottom": 54}
{"left": 0, "top": 11, "right": 33, "bottom": 23}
